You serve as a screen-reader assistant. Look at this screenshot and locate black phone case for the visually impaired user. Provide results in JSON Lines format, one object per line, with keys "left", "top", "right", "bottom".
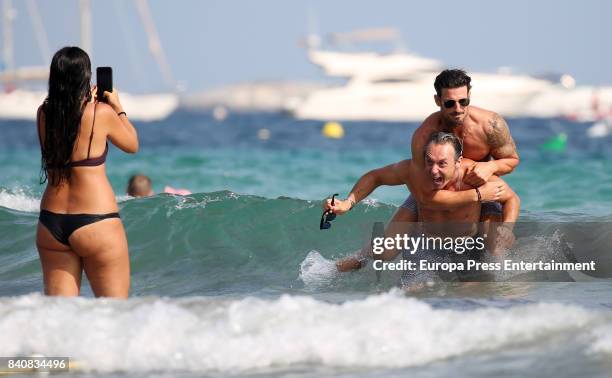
{"left": 96, "top": 67, "right": 113, "bottom": 101}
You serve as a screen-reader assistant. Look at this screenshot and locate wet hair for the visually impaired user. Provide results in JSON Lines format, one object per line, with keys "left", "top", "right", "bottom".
{"left": 127, "top": 174, "right": 152, "bottom": 197}
{"left": 434, "top": 69, "right": 471, "bottom": 97}
{"left": 423, "top": 132, "right": 463, "bottom": 161}
{"left": 40, "top": 46, "right": 92, "bottom": 186}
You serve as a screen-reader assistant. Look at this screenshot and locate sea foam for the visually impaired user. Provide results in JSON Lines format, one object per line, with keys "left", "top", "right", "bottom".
{"left": 0, "top": 292, "right": 599, "bottom": 373}
{"left": 0, "top": 188, "right": 40, "bottom": 212}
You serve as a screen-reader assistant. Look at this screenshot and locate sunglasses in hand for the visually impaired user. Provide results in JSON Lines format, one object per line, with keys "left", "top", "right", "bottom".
{"left": 320, "top": 193, "right": 339, "bottom": 230}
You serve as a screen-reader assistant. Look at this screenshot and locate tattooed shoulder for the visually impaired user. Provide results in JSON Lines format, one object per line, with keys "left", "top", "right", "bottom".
{"left": 486, "top": 113, "right": 513, "bottom": 149}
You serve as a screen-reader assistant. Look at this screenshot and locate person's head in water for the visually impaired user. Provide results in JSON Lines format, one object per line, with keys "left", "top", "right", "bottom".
{"left": 433, "top": 69, "right": 471, "bottom": 128}
{"left": 423, "top": 132, "right": 463, "bottom": 190}
{"left": 127, "top": 174, "right": 153, "bottom": 197}
{"left": 40, "top": 46, "right": 92, "bottom": 186}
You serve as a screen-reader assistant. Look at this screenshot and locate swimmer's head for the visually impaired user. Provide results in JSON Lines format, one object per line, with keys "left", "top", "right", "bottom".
{"left": 434, "top": 69, "right": 471, "bottom": 127}
{"left": 127, "top": 174, "right": 153, "bottom": 197}
{"left": 424, "top": 132, "right": 463, "bottom": 189}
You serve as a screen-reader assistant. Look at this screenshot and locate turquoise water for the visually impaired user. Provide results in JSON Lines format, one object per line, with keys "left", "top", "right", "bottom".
{"left": 2, "top": 112, "right": 611, "bottom": 214}
{"left": 1, "top": 111, "right": 612, "bottom": 377}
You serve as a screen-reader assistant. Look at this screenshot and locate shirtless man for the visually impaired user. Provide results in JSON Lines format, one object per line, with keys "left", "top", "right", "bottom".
{"left": 409, "top": 69, "right": 519, "bottom": 209}
{"left": 326, "top": 69, "right": 519, "bottom": 223}
{"left": 330, "top": 132, "right": 520, "bottom": 276}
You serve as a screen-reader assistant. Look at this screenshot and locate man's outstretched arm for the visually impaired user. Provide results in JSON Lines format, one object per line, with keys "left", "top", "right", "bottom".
{"left": 324, "top": 160, "right": 409, "bottom": 214}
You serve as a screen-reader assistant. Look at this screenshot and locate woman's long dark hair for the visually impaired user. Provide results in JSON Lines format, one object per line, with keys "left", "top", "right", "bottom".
{"left": 40, "top": 46, "right": 92, "bottom": 186}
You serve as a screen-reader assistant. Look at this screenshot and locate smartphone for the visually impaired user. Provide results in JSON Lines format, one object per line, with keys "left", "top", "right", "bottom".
{"left": 96, "top": 67, "right": 113, "bottom": 102}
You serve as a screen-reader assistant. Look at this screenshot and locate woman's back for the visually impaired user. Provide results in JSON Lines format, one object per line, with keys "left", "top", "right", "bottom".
{"left": 39, "top": 102, "right": 119, "bottom": 214}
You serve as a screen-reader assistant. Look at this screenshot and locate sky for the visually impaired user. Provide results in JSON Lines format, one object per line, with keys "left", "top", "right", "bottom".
{"left": 5, "top": 0, "right": 612, "bottom": 94}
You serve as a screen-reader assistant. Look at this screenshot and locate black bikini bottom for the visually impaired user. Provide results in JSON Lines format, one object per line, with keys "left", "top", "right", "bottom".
{"left": 39, "top": 209, "right": 121, "bottom": 246}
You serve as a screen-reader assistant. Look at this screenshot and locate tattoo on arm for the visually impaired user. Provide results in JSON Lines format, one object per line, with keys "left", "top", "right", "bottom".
{"left": 487, "top": 114, "right": 518, "bottom": 159}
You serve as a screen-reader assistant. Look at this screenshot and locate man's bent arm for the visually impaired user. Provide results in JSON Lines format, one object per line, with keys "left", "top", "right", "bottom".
{"left": 484, "top": 176, "right": 520, "bottom": 255}
{"left": 488, "top": 176, "right": 520, "bottom": 222}
{"left": 410, "top": 171, "right": 507, "bottom": 210}
{"left": 502, "top": 193, "right": 520, "bottom": 222}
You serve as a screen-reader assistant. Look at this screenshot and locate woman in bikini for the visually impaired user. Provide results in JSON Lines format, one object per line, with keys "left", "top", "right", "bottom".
{"left": 36, "top": 46, "right": 138, "bottom": 298}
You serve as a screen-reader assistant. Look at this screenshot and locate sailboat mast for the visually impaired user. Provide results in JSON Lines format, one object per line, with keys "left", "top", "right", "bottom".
{"left": 25, "top": 0, "right": 51, "bottom": 63}
{"left": 79, "top": 0, "right": 92, "bottom": 57}
{"left": 2, "top": 0, "right": 14, "bottom": 71}
{"left": 134, "top": 0, "right": 175, "bottom": 89}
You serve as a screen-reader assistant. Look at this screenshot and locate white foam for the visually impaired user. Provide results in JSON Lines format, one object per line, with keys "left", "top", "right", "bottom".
{"left": 0, "top": 188, "right": 135, "bottom": 212}
{"left": 0, "top": 188, "right": 40, "bottom": 212}
{"left": 362, "top": 198, "right": 382, "bottom": 209}
{"left": 299, "top": 250, "right": 338, "bottom": 288}
{"left": 589, "top": 324, "right": 612, "bottom": 355}
{"left": 116, "top": 194, "right": 132, "bottom": 203}
{"left": 0, "top": 292, "right": 599, "bottom": 374}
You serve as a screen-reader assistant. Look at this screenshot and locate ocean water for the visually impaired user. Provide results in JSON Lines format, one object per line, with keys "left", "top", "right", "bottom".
{"left": 1, "top": 111, "right": 612, "bottom": 377}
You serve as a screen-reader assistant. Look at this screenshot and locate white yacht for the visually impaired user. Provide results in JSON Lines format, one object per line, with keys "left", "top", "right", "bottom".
{"left": 287, "top": 28, "right": 606, "bottom": 122}
{"left": 0, "top": 88, "right": 178, "bottom": 122}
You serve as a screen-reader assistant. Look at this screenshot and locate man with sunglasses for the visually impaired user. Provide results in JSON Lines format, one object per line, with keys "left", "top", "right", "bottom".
{"left": 407, "top": 69, "right": 518, "bottom": 219}
{"left": 325, "top": 69, "right": 518, "bottom": 227}
{"left": 328, "top": 132, "right": 520, "bottom": 276}
{"left": 410, "top": 69, "right": 519, "bottom": 201}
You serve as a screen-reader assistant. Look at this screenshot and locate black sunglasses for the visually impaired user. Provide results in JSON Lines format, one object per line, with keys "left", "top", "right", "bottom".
{"left": 443, "top": 98, "right": 470, "bottom": 109}
{"left": 320, "top": 193, "right": 339, "bottom": 230}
